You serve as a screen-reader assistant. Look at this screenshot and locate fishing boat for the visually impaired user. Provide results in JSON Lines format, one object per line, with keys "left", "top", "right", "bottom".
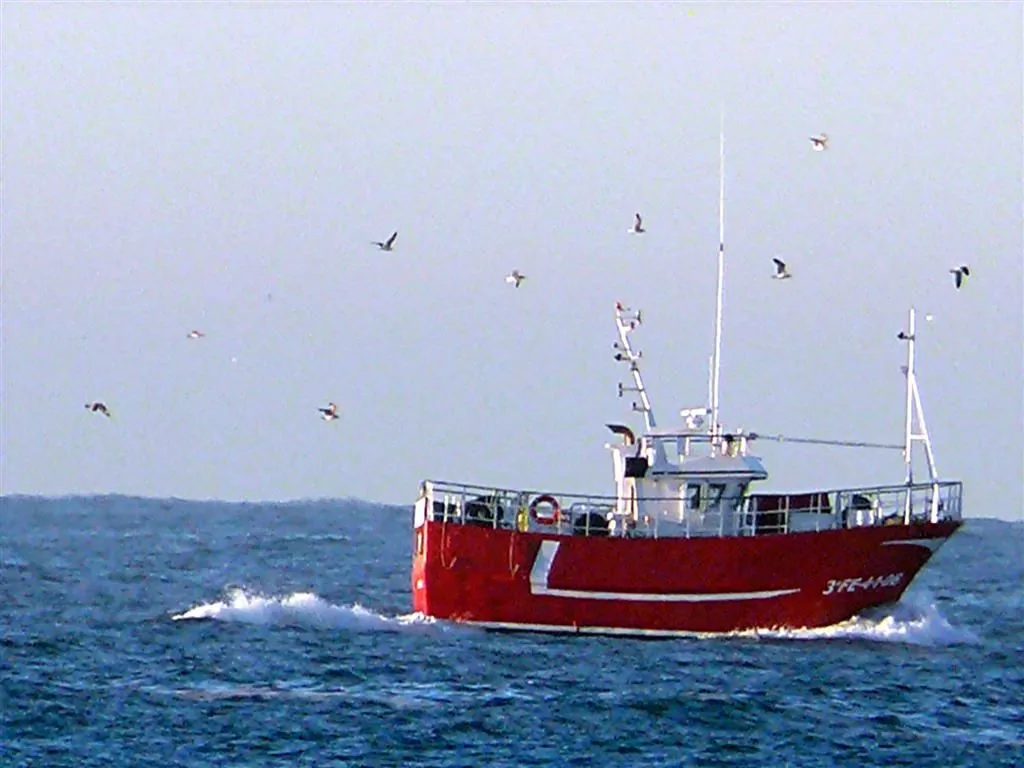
{"left": 410, "top": 137, "right": 963, "bottom": 636}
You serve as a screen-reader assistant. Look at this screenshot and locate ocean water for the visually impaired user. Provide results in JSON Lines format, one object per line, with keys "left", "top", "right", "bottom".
{"left": 1, "top": 496, "right": 1021, "bottom": 767}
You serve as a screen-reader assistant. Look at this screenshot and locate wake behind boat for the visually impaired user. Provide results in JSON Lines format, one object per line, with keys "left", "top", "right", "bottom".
{"left": 410, "top": 133, "right": 962, "bottom": 636}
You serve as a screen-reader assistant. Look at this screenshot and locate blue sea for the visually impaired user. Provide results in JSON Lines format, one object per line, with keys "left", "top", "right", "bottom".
{"left": 1, "top": 496, "right": 1021, "bottom": 767}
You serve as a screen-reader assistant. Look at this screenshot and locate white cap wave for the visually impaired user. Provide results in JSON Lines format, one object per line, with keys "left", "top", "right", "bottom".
{"left": 172, "top": 588, "right": 433, "bottom": 631}
{"left": 747, "top": 593, "right": 977, "bottom": 646}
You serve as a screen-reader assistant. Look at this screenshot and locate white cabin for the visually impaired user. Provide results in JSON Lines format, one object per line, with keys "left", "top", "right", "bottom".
{"left": 607, "top": 428, "right": 767, "bottom": 537}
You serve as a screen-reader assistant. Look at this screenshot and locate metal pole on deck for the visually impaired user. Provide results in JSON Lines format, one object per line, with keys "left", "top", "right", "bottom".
{"left": 903, "top": 308, "right": 916, "bottom": 523}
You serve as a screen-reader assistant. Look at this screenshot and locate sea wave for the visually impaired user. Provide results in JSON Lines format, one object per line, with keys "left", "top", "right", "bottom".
{"left": 170, "top": 588, "right": 432, "bottom": 632}
{"left": 750, "top": 593, "right": 979, "bottom": 646}
{"left": 153, "top": 679, "right": 537, "bottom": 708}
{"left": 173, "top": 588, "right": 977, "bottom": 645}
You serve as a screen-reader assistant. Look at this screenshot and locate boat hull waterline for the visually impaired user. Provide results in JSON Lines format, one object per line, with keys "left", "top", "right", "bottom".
{"left": 412, "top": 519, "right": 961, "bottom": 635}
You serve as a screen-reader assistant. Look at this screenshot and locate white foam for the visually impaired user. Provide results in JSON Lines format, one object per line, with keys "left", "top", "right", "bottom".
{"left": 277, "top": 533, "right": 351, "bottom": 543}
{"left": 750, "top": 592, "right": 978, "bottom": 646}
{"left": 171, "top": 588, "right": 435, "bottom": 632}
{"left": 172, "top": 590, "right": 975, "bottom": 645}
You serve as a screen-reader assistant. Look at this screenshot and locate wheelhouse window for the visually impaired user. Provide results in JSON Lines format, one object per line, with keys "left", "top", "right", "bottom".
{"left": 687, "top": 484, "right": 702, "bottom": 510}
{"left": 707, "top": 483, "right": 727, "bottom": 508}
{"left": 731, "top": 483, "right": 749, "bottom": 511}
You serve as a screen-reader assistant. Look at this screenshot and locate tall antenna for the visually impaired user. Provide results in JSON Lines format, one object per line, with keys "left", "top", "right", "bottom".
{"left": 709, "top": 114, "right": 726, "bottom": 448}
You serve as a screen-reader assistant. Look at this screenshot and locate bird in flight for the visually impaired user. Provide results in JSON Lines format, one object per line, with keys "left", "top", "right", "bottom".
{"left": 372, "top": 231, "right": 398, "bottom": 251}
{"left": 772, "top": 258, "right": 792, "bottom": 279}
{"left": 809, "top": 133, "right": 829, "bottom": 151}
{"left": 628, "top": 213, "right": 645, "bottom": 234}
{"left": 187, "top": 330, "right": 205, "bottom": 339}
{"left": 505, "top": 270, "right": 526, "bottom": 288}
{"left": 949, "top": 265, "right": 970, "bottom": 290}
{"left": 318, "top": 402, "right": 339, "bottom": 421}
{"left": 85, "top": 402, "right": 112, "bottom": 418}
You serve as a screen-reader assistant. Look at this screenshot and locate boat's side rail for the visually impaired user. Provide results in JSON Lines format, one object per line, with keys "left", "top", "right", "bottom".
{"left": 416, "top": 479, "right": 963, "bottom": 538}
{"left": 745, "top": 481, "right": 963, "bottom": 535}
{"left": 417, "top": 482, "right": 621, "bottom": 537}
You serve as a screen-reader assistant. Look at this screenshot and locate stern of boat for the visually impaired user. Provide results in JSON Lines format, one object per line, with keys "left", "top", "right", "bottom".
{"left": 411, "top": 483, "right": 430, "bottom": 614}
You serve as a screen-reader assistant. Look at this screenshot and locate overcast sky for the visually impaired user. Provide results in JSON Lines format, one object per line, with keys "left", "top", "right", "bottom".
{"left": 2, "top": 3, "right": 1021, "bottom": 520}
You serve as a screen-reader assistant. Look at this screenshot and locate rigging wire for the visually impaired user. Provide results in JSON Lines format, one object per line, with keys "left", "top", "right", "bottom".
{"left": 747, "top": 433, "right": 904, "bottom": 450}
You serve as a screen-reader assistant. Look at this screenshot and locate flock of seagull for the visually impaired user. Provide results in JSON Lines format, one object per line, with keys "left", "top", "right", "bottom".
{"left": 83, "top": 132, "right": 971, "bottom": 422}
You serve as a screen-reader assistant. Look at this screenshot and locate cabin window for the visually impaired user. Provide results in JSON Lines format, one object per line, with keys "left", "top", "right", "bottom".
{"left": 687, "top": 484, "right": 702, "bottom": 510}
{"left": 708, "top": 483, "right": 727, "bottom": 509}
{"left": 731, "top": 484, "right": 749, "bottom": 511}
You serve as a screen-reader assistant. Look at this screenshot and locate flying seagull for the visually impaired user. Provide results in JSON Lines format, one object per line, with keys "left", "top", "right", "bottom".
{"left": 628, "top": 213, "right": 645, "bottom": 235}
{"left": 372, "top": 231, "right": 398, "bottom": 251}
{"left": 85, "top": 401, "right": 112, "bottom": 418}
{"left": 505, "top": 269, "right": 526, "bottom": 288}
{"left": 318, "top": 402, "right": 339, "bottom": 421}
{"left": 809, "top": 133, "right": 829, "bottom": 151}
{"left": 949, "top": 265, "right": 970, "bottom": 289}
{"left": 187, "top": 330, "right": 205, "bottom": 339}
{"left": 772, "top": 258, "right": 792, "bottom": 280}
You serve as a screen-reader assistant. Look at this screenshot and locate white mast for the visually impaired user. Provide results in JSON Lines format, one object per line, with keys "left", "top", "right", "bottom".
{"left": 709, "top": 117, "right": 726, "bottom": 449}
{"left": 900, "top": 307, "right": 940, "bottom": 521}
{"left": 902, "top": 308, "right": 917, "bottom": 485}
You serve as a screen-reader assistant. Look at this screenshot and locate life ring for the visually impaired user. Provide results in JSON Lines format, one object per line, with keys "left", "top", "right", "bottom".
{"left": 529, "top": 494, "right": 561, "bottom": 525}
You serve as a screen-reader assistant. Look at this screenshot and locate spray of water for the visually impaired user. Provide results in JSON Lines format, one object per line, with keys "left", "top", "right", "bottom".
{"left": 173, "top": 588, "right": 975, "bottom": 645}
{"left": 749, "top": 591, "right": 978, "bottom": 646}
{"left": 171, "top": 587, "right": 432, "bottom": 631}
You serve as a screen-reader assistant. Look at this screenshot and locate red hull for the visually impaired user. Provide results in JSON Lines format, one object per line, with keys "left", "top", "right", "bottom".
{"left": 412, "top": 519, "right": 961, "bottom": 634}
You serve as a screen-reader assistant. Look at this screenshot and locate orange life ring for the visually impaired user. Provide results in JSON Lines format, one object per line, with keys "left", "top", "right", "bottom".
{"left": 529, "top": 494, "right": 561, "bottom": 525}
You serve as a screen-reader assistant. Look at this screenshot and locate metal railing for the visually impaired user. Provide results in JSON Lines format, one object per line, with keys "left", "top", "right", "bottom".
{"left": 417, "top": 479, "right": 963, "bottom": 539}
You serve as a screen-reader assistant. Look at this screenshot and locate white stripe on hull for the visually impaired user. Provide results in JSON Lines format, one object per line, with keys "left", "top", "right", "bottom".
{"left": 528, "top": 540, "right": 799, "bottom": 603}
{"left": 532, "top": 586, "right": 801, "bottom": 602}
